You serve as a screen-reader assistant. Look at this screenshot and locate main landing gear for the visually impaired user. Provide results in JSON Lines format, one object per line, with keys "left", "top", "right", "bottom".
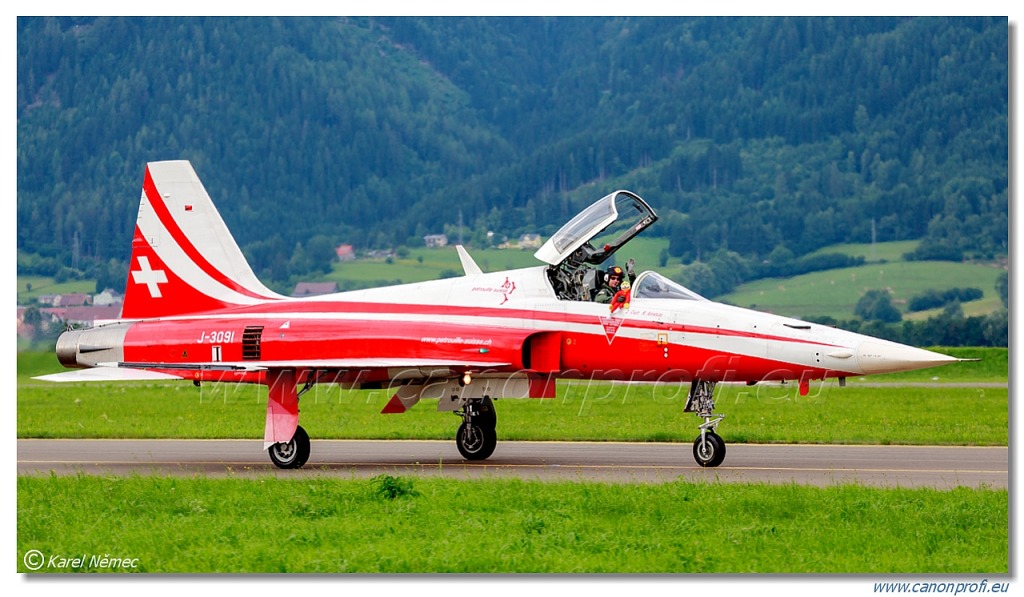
{"left": 455, "top": 396, "right": 497, "bottom": 460}
{"left": 685, "top": 380, "right": 726, "bottom": 468}
{"left": 269, "top": 425, "right": 311, "bottom": 469}
{"left": 266, "top": 371, "right": 321, "bottom": 469}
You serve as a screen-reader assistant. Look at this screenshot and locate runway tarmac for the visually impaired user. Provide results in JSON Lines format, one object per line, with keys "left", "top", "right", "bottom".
{"left": 17, "top": 439, "right": 1008, "bottom": 489}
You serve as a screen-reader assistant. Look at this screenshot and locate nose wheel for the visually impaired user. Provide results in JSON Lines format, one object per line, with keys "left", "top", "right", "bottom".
{"left": 693, "top": 430, "right": 726, "bottom": 468}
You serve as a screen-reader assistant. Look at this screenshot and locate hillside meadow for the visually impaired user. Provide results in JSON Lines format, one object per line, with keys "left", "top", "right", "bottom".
{"left": 720, "top": 260, "right": 1004, "bottom": 320}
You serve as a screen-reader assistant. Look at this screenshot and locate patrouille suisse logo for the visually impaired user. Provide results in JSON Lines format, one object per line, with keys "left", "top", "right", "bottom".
{"left": 471, "top": 277, "right": 517, "bottom": 305}
{"left": 499, "top": 277, "right": 517, "bottom": 304}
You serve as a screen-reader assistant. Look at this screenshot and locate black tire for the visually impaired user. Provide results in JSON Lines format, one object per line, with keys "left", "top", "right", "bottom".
{"left": 456, "top": 422, "right": 497, "bottom": 460}
{"left": 692, "top": 431, "right": 726, "bottom": 468}
{"left": 269, "top": 425, "right": 311, "bottom": 469}
{"left": 474, "top": 396, "right": 497, "bottom": 429}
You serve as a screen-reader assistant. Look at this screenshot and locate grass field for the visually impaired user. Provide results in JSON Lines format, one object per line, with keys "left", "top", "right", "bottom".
{"left": 17, "top": 475, "right": 1008, "bottom": 573}
{"left": 16, "top": 275, "right": 96, "bottom": 304}
{"left": 17, "top": 348, "right": 1008, "bottom": 446}
{"left": 806, "top": 240, "right": 920, "bottom": 263}
{"left": 720, "top": 261, "right": 1004, "bottom": 320}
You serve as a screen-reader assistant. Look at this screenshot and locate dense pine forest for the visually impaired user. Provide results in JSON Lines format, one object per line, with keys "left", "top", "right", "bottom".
{"left": 17, "top": 17, "right": 1008, "bottom": 292}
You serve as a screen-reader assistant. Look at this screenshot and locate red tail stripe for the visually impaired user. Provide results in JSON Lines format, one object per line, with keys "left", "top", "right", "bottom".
{"left": 142, "top": 166, "right": 275, "bottom": 301}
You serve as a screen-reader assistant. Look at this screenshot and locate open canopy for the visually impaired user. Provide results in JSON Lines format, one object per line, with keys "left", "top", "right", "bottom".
{"left": 534, "top": 190, "right": 657, "bottom": 267}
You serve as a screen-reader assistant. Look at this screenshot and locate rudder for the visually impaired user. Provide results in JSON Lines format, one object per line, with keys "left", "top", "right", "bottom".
{"left": 121, "top": 160, "right": 283, "bottom": 319}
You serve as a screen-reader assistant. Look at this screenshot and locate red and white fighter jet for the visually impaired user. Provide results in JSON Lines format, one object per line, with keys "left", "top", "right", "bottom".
{"left": 37, "top": 160, "right": 959, "bottom": 468}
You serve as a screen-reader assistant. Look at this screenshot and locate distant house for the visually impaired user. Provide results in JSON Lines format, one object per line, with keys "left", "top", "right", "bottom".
{"left": 60, "top": 293, "right": 91, "bottom": 307}
{"left": 93, "top": 288, "right": 124, "bottom": 306}
{"left": 499, "top": 233, "right": 543, "bottom": 250}
{"left": 292, "top": 282, "right": 339, "bottom": 297}
{"left": 16, "top": 307, "right": 31, "bottom": 339}
{"left": 41, "top": 305, "right": 122, "bottom": 327}
{"left": 424, "top": 234, "right": 449, "bottom": 248}
{"left": 518, "top": 233, "right": 543, "bottom": 249}
{"left": 335, "top": 244, "right": 356, "bottom": 262}
{"left": 35, "top": 293, "right": 92, "bottom": 307}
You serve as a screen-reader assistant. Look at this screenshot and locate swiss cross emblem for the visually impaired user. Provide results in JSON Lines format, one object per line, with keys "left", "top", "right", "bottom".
{"left": 131, "top": 256, "right": 168, "bottom": 298}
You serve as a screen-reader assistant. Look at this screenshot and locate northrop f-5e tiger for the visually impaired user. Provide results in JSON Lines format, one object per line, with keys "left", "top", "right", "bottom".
{"left": 37, "top": 160, "right": 960, "bottom": 468}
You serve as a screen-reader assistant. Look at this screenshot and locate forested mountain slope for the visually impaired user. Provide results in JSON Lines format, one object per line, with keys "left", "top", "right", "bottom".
{"left": 17, "top": 17, "right": 1007, "bottom": 286}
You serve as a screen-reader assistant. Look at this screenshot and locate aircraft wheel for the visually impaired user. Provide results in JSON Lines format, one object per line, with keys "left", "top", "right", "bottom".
{"left": 474, "top": 396, "right": 497, "bottom": 429}
{"left": 692, "top": 431, "right": 726, "bottom": 468}
{"left": 456, "top": 422, "right": 497, "bottom": 461}
{"left": 269, "top": 425, "right": 311, "bottom": 469}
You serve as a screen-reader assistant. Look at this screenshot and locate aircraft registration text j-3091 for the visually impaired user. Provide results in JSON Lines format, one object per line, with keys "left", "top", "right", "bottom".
{"left": 36, "top": 160, "right": 964, "bottom": 470}
{"left": 197, "top": 331, "right": 236, "bottom": 344}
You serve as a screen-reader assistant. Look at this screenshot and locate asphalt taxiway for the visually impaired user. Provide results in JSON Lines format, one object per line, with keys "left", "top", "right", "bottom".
{"left": 17, "top": 439, "right": 1007, "bottom": 489}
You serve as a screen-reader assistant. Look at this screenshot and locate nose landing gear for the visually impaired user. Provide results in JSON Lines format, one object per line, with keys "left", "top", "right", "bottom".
{"left": 685, "top": 380, "right": 726, "bottom": 468}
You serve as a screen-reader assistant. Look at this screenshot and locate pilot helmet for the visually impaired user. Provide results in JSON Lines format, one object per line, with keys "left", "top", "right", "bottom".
{"left": 607, "top": 266, "right": 624, "bottom": 281}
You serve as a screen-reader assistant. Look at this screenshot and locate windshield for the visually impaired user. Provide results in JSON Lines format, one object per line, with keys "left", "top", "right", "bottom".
{"left": 631, "top": 272, "right": 706, "bottom": 301}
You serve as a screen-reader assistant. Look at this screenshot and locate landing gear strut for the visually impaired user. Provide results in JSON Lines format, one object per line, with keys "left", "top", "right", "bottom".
{"left": 685, "top": 380, "right": 726, "bottom": 467}
{"left": 455, "top": 396, "right": 497, "bottom": 460}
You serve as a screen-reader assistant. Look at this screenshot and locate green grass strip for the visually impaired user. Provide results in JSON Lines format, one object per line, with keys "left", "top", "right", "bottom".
{"left": 17, "top": 475, "right": 1007, "bottom": 573}
{"left": 18, "top": 381, "right": 1007, "bottom": 446}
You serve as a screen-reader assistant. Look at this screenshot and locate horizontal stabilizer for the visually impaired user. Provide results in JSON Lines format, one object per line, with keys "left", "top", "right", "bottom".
{"left": 33, "top": 368, "right": 185, "bottom": 383}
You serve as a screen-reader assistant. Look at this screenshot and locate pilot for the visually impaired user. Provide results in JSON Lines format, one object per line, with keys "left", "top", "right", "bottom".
{"left": 594, "top": 259, "right": 636, "bottom": 303}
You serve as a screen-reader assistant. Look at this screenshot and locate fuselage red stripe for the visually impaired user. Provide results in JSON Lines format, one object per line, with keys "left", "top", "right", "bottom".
{"left": 158, "top": 297, "right": 841, "bottom": 349}
{"left": 142, "top": 167, "right": 275, "bottom": 301}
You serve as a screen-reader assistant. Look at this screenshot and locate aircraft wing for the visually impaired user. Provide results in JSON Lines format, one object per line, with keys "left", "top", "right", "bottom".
{"left": 33, "top": 358, "right": 513, "bottom": 383}
{"left": 225, "top": 358, "right": 512, "bottom": 370}
{"left": 33, "top": 367, "right": 187, "bottom": 383}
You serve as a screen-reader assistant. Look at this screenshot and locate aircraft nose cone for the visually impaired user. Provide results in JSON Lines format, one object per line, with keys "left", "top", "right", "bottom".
{"left": 856, "top": 339, "right": 959, "bottom": 375}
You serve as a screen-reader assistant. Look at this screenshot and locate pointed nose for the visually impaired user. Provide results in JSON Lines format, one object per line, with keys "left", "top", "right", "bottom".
{"left": 856, "top": 339, "right": 959, "bottom": 375}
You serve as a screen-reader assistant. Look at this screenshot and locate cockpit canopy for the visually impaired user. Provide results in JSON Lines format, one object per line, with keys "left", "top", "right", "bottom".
{"left": 539, "top": 190, "right": 673, "bottom": 302}
{"left": 534, "top": 191, "right": 657, "bottom": 267}
{"left": 631, "top": 271, "right": 706, "bottom": 302}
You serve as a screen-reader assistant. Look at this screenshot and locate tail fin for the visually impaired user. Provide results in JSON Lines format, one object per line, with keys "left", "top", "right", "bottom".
{"left": 121, "top": 160, "right": 284, "bottom": 319}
